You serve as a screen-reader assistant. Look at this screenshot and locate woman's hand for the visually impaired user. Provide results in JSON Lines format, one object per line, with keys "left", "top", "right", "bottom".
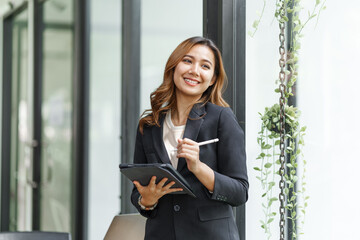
{"left": 177, "top": 138, "right": 215, "bottom": 192}
{"left": 133, "top": 176, "right": 183, "bottom": 207}
{"left": 176, "top": 138, "right": 201, "bottom": 174}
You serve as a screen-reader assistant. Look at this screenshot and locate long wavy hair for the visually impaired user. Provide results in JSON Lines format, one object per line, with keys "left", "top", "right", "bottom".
{"left": 139, "top": 36, "right": 229, "bottom": 133}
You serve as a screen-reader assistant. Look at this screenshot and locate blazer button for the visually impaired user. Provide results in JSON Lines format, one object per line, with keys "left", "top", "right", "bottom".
{"left": 174, "top": 205, "right": 180, "bottom": 212}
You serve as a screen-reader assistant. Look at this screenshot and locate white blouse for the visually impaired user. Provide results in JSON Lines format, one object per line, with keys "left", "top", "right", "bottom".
{"left": 163, "top": 111, "right": 185, "bottom": 169}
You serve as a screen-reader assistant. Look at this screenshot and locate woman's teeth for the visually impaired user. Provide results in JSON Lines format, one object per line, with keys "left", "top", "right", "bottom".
{"left": 185, "top": 78, "right": 198, "bottom": 84}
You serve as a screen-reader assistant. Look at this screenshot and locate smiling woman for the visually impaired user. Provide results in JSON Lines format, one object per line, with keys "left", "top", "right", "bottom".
{"left": 131, "top": 37, "right": 248, "bottom": 240}
{"left": 173, "top": 45, "right": 216, "bottom": 103}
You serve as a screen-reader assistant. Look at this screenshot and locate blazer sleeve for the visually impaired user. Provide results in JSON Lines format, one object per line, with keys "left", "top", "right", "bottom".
{"left": 210, "top": 107, "right": 249, "bottom": 206}
{"left": 130, "top": 126, "right": 158, "bottom": 218}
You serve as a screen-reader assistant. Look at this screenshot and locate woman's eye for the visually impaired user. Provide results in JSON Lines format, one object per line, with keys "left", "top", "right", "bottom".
{"left": 183, "top": 58, "right": 192, "bottom": 64}
{"left": 202, "top": 64, "right": 210, "bottom": 69}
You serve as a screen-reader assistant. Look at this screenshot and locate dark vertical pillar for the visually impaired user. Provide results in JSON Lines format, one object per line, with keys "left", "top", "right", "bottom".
{"left": 1, "top": 17, "right": 13, "bottom": 232}
{"left": 32, "top": 1, "right": 43, "bottom": 230}
{"left": 121, "top": 0, "right": 141, "bottom": 214}
{"left": 72, "top": 0, "right": 90, "bottom": 239}
{"left": 203, "top": 0, "right": 246, "bottom": 239}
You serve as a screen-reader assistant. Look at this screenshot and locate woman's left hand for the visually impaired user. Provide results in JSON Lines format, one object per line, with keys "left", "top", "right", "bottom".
{"left": 176, "top": 138, "right": 201, "bottom": 174}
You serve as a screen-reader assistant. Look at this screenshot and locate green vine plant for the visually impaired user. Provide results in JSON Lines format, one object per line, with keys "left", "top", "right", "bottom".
{"left": 251, "top": 0, "right": 326, "bottom": 239}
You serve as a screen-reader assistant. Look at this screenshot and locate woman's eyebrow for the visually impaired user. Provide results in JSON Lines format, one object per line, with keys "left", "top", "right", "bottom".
{"left": 184, "top": 54, "right": 213, "bottom": 66}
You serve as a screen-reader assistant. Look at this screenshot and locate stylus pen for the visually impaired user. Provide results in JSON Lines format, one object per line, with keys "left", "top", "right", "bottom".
{"left": 172, "top": 138, "right": 219, "bottom": 151}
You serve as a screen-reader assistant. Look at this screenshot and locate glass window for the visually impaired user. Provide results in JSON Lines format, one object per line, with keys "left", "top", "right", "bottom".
{"left": 9, "top": 9, "right": 30, "bottom": 231}
{"left": 40, "top": 0, "right": 74, "bottom": 232}
{"left": 298, "top": 1, "right": 360, "bottom": 239}
{"left": 246, "top": 2, "right": 285, "bottom": 239}
{"left": 246, "top": 1, "right": 360, "bottom": 240}
{"left": 140, "top": 0, "right": 203, "bottom": 114}
{"left": 88, "top": 0, "right": 121, "bottom": 240}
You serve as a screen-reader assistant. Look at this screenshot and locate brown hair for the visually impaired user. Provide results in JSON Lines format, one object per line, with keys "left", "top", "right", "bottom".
{"left": 139, "top": 36, "right": 229, "bottom": 133}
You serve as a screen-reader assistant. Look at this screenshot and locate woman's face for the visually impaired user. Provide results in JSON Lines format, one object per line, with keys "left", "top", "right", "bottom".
{"left": 173, "top": 44, "right": 216, "bottom": 101}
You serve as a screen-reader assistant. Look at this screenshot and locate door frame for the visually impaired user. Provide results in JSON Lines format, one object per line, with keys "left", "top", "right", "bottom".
{"left": 1, "top": 0, "right": 43, "bottom": 231}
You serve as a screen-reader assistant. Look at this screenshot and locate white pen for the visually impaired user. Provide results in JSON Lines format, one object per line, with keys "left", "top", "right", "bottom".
{"left": 172, "top": 138, "right": 219, "bottom": 151}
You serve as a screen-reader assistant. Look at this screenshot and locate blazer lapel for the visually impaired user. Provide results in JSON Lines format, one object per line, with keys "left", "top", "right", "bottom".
{"left": 152, "top": 115, "right": 172, "bottom": 164}
{"left": 177, "top": 103, "right": 206, "bottom": 172}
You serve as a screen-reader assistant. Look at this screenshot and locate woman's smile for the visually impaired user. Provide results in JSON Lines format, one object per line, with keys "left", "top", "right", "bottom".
{"left": 184, "top": 78, "right": 200, "bottom": 86}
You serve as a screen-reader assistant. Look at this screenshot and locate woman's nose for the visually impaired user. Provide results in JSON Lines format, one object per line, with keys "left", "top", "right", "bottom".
{"left": 189, "top": 63, "right": 200, "bottom": 77}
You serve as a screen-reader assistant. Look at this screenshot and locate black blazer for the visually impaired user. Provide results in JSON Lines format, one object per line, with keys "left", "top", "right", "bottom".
{"left": 131, "top": 102, "right": 248, "bottom": 240}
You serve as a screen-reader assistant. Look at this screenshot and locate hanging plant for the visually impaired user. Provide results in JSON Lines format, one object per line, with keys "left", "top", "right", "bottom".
{"left": 256, "top": 104, "right": 307, "bottom": 239}
{"left": 251, "top": 0, "right": 326, "bottom": 239}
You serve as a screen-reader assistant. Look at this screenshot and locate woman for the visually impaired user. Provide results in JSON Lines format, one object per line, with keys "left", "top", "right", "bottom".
{"left": 131, "top": 36, "right": 248, "bottom": 240}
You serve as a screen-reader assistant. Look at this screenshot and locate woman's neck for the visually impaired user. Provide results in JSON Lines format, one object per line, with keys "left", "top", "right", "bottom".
{"left": 172, "top": 95, "right": 198, "bottom": 126}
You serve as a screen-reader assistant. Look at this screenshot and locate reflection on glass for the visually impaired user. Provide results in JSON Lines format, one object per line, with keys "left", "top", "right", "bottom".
{"left": 88, "top": 0, "right": 121, "bottom": 239}
{"left": 40, "top": 0, "right": 73, "bottom": 232}
{"left": 10, "top": 9, "right": 31, "bottom": 231}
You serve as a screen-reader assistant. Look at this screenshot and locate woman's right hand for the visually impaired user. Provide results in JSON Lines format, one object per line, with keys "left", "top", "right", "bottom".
{"left": 133, "top": 176, "right": 183, "bottom": 207}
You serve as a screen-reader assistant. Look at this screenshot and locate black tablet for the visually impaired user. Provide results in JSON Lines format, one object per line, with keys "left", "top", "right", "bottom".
{"left": 119, "top": 163, "right": 196, "bottom": 198}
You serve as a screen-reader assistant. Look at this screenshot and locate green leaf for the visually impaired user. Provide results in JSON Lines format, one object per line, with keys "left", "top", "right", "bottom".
{"left": 293, "top": 176, "right": 298, "bottom": 182}
{"left": 264, "top": 163, "right": 272, "bottom": 168}
{"left": 316, "top": 0, "right": 321, "bottom": 5}
{"left": 293, "top": 24, "right": 301, "bottom": 32}
{"left": 253, "top": 167, "right": 261, "bottom": 171}
{"left": 252, "top": 20, "right": 260, "bottom": 28}
{"left": 263, "top": 144, "right": 272, "bottom": 150}
{"left": 267, "top": 218, "right": 274, "bottom": 224}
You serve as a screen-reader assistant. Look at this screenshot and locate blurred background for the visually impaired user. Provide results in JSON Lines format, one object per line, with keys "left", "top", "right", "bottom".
{"left": 0, "top": 0, "right": 359, "bottom": 239}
